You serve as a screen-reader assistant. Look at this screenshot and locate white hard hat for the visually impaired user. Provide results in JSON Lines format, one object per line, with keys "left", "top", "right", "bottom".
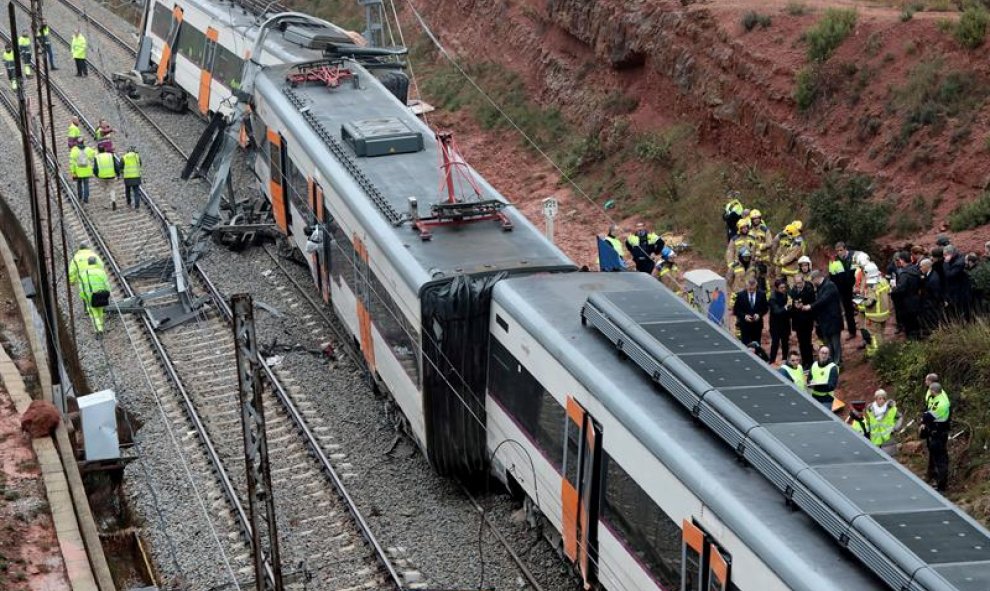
{"left": 854, "top": 251, "right": 871, "bottom": 268}
{"left": 798, "top": 255, "right": 812, "bottom": 265}
{"left": 864, "top": 262, "right": 881, "bottom": 284}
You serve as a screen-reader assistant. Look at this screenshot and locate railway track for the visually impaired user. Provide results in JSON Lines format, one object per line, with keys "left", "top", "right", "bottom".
{"left": 20, "top": 3, "right": 568, "bottom": 589}
{"left": 0, "top": 21, "right": 412, "bottom": 591}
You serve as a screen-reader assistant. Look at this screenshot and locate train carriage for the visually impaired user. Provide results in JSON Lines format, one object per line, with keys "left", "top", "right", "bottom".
{"left": 129, "top": 2, "right": 990, "bottom": 589}
{"left": 487, "top": 272, "right": 886, "bottom": 591}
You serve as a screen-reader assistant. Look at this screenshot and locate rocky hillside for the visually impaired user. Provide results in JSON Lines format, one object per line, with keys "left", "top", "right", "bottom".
{"left": 403, "top": 0, "right": 990, "bottom": 259}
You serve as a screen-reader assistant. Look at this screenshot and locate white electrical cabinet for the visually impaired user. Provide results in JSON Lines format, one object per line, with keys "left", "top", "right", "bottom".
{"left": 78, "top": 389, "right": 120, "bottom": 461}
{"left": 683, "top": 268, "right": 728, "bottom": 327}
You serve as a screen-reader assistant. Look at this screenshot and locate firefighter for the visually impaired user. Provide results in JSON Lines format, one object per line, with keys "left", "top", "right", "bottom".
{"left": 727, "top": 247, "right": 758, "bottom": 305}
{"left": 774, "top": 222, "right": 806, "bottom": 286}
{"left": 626, "top": 222, "right": 663, "bottom": 274}
{"left": 749, "top": 209, "right": 772, "bottom": 285}
{"left": 723, "top": 190, "right": 745, "bottom": 240}
{"left": 726, "top": 217, "right": 757, "bottom": 269}
{"left": 856, "top": 262, "right": 891, "bottom": 357}
{"left": 655, "top": 246, "right": 683, "bottom": 296}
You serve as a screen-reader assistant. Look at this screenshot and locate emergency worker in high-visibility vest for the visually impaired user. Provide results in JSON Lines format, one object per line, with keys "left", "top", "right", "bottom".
{"left": 69, "top": 140, "right": 96, "bottom": 204}
{"left": 865, "top": 389, "right": 901, "bottom": 453}
{"left": 856, "top": 262, "right": 891, "bottom": 358}
{"left": 16, "top": 33, "right": 32, "bottom": 77}
{"left": 38, "top": 20, "right": 56, "bottom": 70}
{"left": 78, "top": 257, "right": 110, "bottom": 334}
{"left": 71, "top": 30, "right": 88, "bottom": 77}
{"left": 122, "top": 147, "right": 142, "bottom": 209}
{"left": 68, "top": 243, "right": 104, "bottom": 286}
{"left": 93, "top": 145, "right": 120, "bottom": 210}
{"left": 922, "top": 379, "right": 951, "bottom": 492}
{"left": 67, "top": 117, "right": 82, "bottom": 149}
{"left": 778, "top": 351, "right": 806, "bottom": 393}
{"left": 3, "top": 44, "right": 15, "bottom": 90}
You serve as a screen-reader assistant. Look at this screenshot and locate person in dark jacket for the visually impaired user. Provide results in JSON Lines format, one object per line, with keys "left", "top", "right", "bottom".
{"left": 733, "top": 278, "right": 768, "bottom": 346}
{"left": 891, "top": 251, "right": 923, "bottom": 340}
{"left": 789, "top": 273, "right": 816, "bottom": 369}
{"left": 830, "top": 242, "right": 858, "bottom": 339}
{"left": 942, "top": 245, "right": 972, "bottom": 320}
{"left": 919, "top": 258, "right": 943, "bottom": 334}
{"left": 768, "top": 278, "right": 791, "bottom": 364}
{"left": 804, "top": 270, "right": 844, "bottom": 365}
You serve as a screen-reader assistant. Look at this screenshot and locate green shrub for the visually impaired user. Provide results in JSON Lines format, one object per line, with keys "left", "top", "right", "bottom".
{"left": 803, "top": 8, "right": 858, "bottom": 62}
{"left": 894, "top": 58, "right": 987, "bottom": 140}
{"left": 955, "top": 4, "right": 990, "bottom": 48}
{"left": 742, "top": 11, "right": 773, "bottom": 31}
{"left": 794, "top": 66, "right": 820, "bottom": 111}
{"left": 947, "top": 192, "right": 990, "bottom": 231}
{"left": 786, "top": 1, "right": 809, "bottom": 16}
{"left": 901, "top": 7, "right": 915, "bottom": 21}
{"left": 808, "top": 174, "right": 890, "bottom": 256}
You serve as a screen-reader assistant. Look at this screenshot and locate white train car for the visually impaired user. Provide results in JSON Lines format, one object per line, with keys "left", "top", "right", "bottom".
{"left": 487, "top": 272, "right": 886, "bottom": 591}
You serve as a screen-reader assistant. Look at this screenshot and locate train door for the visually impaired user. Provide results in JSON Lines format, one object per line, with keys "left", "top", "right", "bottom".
{"left": 156, "top": 5, "right": 183, "bottom": 84}
{"left": 266, "top": 130, "right": 290, "bottom": 234}
{"left": 561, "top": 397, "right": 603, "bottom": 588}
{"left": 309, "top": 179, "right": 331, "bottom": 303}
{"left": 352, "top": 235, "right": 375, "bottom": 370}
{"left": 198, "top": 27, "right": 219, "bottom": 115}
{"left": 681, "top": 519, "right": 732, "bottom": 591}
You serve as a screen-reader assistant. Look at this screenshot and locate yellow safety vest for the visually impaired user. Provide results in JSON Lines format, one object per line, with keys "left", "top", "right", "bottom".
{"left": 69, "top": 248, "right": 102, "bottom": 285}
{"left": 604, "top": 236, "right": 625, "bottom": 257}
{"left": 809, "top": 361, "right": 837, "bottom": 398}
{"left": 926, "top": 391, "right": 950, "bottom": 423}
{"left": 70, "top": 146, "right": 94, "bottom": 178}
{"left": 122, "top": 152, "right": 141, "bottom": 179}
{"left": 95, "top": 152, "right": 116, "bottom": 179}
{"left": 17, "top": 36, "right": 30, "bottom": 51}
{"left": 67, "top": 123, "right": 81, "bottom": 140}
{"left": 869, "top": 407, "right": 897, "bottom": 446}
{"left": 781, "top": 364, "right": 806, "bottom": 391}
{"left": 2, "top": 49, "right": 13, "bottom": 64}
{"left": 71, "top": 34, "right": 87, "bottom": 60}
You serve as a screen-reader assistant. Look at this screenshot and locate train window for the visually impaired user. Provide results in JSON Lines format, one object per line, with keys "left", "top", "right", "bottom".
{"left": 565, "top": 418, "right": 580, "bottom": 487}
{"left": 150, "top": 3, "right": 171, "bottom": 40}
{"left": 269, "top": 137, "right": 282, "bottom": 186}
{"left": 253, "top": 115, "right": 267, "bottom": 153}
{"left": 286, "top": 157, "right": 314, "bottom": 225}
{"left": 602, "top": 454, "right": 682, "bottom": 589}
{"left": 213, "top": 45, "right": 244, "bottom": 90}
{"left": 486, "top": 338, "right": 565, "bottom": 470}
{"left": 368, "top": 268, "right": 420, "bottom": 385}
{"left": 175, "top": 23, "right": 207, "bottom": 68}
{"left": 329, "top": 220, "right": 356, "bottom": 290}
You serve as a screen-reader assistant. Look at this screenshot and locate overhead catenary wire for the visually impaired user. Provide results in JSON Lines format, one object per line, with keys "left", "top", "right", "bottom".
{"left": 401, "top": 0, "right": 616, "bottom": 228}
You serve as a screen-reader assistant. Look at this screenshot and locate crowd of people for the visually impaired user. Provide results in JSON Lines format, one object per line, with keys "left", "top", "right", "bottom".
{"left": 598, "top": 190, "right": 983, "bottom": 492}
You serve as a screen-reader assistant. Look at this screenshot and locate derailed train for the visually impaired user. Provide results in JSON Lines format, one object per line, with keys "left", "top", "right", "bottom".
{"left": 133, "top": 1, "right": 990, "bottom": 589}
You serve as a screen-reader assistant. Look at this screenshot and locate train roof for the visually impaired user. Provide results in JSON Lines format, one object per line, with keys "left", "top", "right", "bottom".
{"left": 493, "top": 272, "right": 889, "bottom": 591}
{"left": 167, "top": 0, "right": 326, "bottom": 63}
{"left": 255, "top": 61, "right": 575, "bottom": 290}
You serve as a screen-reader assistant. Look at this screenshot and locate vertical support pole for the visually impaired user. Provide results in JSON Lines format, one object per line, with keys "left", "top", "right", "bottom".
{"left": 542, "top": 197, "right": 558, "bottom": 245}
{"left": 232, "top": 294, "right": 284, "bottom": 591}
{"left": 10, "top": 2, "right": 61, "bottom": 401}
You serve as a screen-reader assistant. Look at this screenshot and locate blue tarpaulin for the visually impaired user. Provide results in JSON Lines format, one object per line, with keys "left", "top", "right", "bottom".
{"left": 597, "top": 237, "right": 625, "bottom": 272}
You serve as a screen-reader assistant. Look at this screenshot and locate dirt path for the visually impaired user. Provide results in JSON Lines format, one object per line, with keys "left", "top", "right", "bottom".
{"left": 0, "top": 255, "right": 70, "bottom": 590}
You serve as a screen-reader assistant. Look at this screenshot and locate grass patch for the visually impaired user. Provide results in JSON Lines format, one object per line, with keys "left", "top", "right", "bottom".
{"left": 803, "top": 8, "right": 858, "bottom": 62}
{"left": 808, "top": 174, "right": 890, "bottom": 257}
{"left": 633, "top": 125, "right": 694, "bottom": 165}
{"left": 786, "top": 1, "right": 810, "bottom": 16}
{"left": 954, "top": 3, "right": 990, "bottom": 48}
{"left": 893, "top": 57, "right": 988, "bottom": 141}
{"left": 872, "top": 321, "right": 990, "bottom": 523}
{"left": 742, "top": 11, "right": 773, "bottom": 31}
{"left": 901, "top": 6, "right": 916, "bottom": 21}
{"left": 418, "top": 59, "right": 576, "bottom": 160}
{"left": 947, "top": 192, "right": 990, "bottom": 231}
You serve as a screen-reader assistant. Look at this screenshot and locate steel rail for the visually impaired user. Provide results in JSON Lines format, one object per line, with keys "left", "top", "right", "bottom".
{"left": 12, "top": 0, "right": 189, "bottom": 159}
{"left": 51, "top": 0, "right": 137, "bottom": 55}
{"left": 0, "top": 63, "right": 277, "bottom": 590}
{"left": 5, "top": 11, "right": 405, "bottom": 586}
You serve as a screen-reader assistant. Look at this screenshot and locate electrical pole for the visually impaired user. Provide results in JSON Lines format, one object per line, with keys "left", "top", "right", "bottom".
{"left": 231, "top": 293, "right": 285, "bottom": 591}
{"left": 9, "top": 2, "right": 61, "bottom": 401}
{"left": 33, "top": 0, "right": 75, "bottom": 340}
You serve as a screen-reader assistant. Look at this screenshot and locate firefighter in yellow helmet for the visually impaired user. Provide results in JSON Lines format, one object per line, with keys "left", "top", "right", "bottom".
{"left": 856, "top": 262, "right": 891, "bottom": 357}
{"left": 774, "top": 222, "right": 806, "bottom": 286}
{"left": 726, "top": 217, "right": 757, "bottom": 270}
{"left": 749, "top": 209, "right": 772, "bottom": 285}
